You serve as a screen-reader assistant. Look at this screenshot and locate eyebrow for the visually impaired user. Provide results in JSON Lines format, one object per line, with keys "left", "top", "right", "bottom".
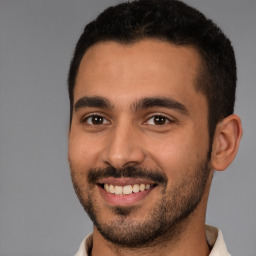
{"left": 132, "top": 97, "right": 189, "bottom": 115}
{"left": 74, "top": 96, "right": 113, "bottom": 112}
{"left": 74, "top": 96, "right": 189, "bottom": 115}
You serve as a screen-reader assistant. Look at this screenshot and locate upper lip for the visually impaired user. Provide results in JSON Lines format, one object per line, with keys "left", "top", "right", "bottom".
{"left": 97, "top": 177, "right": 156, "bottom": 186}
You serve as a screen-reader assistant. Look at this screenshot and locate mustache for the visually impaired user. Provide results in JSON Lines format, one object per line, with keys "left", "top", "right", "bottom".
{"left": 88, "top": 166, "right": 168, "bottom": 185}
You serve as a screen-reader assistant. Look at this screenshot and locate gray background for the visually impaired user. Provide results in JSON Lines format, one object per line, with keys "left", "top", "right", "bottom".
{"left": 0, "top": 0, "right": 255, "bottom": 255}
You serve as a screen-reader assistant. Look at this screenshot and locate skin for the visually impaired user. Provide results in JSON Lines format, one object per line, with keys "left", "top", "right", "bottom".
{"left": 68, "top": 39, "right": 242, "bottom": 256}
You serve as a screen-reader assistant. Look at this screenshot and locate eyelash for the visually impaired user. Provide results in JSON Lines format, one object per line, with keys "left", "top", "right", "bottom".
{"left": 81, "top": 113, "right": 174, "bottom": 127}
{"left": 82, "top": 114, "right": 110, "bottom": 126}
{"left": 144, "top": 115, "right": 173, "bottom": 126}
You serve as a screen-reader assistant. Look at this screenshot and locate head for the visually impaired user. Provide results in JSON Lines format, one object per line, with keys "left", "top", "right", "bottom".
{"left": 68, "top": 0, "right": 237, "bottom": 143}
{"left": 68, "top": 0, "right": 242, "bottom": 248}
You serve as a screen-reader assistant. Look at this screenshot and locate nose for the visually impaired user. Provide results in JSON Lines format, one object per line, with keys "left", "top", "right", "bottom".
{"left": 101, "top": 121, "right": 145, "bottom": 169}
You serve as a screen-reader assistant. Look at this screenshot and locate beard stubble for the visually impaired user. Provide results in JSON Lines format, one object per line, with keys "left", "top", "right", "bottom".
{"left": 70, "top": 157, "right": 211, "bottom": 248}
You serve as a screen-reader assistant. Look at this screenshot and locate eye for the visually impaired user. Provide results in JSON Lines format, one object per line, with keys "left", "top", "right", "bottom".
{"left": 83, "top": 115, "right": 110, "bottom": 125}
{"left": 146, "top": 115, "right": 171, "bottom": 125}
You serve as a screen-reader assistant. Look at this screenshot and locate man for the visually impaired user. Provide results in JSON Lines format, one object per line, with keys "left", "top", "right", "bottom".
{"left": 68, "top": 0, "right": 242, "bottom": 255}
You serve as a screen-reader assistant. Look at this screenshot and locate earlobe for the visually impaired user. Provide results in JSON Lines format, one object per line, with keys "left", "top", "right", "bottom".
{"left": 211, "top": 114, "right": 243, "bottom": 171}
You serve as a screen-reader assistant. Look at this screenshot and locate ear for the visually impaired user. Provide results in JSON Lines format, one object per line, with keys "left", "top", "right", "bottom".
{"left": 211, "top": 114, "right": 243, "bottom": 171}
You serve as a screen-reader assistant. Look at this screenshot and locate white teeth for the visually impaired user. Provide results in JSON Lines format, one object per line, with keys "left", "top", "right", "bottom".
{"left": 109, "top": 184, "right": 115, "bottom": 194}
{"left": 123, "top": 185, "right": 133, "bottom": 195}
{"left": 115, "top": 186, "right": 122, "bottom": 195}
{"left": 132, "top": 184, "right": 140, "bottom": 193}
{"left": 104, "top": 184, "right": 110, "bottom": 192}
{"left": 139, "top": 184, "right": 145, "bottom": 191}
{"left": 103, "top": 184, "right": 152, "bottom": 195}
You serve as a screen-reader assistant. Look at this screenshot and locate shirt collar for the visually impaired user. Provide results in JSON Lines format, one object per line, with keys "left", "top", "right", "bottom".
{"left": 206, "top": 225, "right": 231, "bottom": 256}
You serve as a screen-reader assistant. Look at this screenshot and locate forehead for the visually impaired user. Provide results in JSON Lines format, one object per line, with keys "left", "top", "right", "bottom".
{"left": 74, "top": 39, "right": 206, "bottom": 111}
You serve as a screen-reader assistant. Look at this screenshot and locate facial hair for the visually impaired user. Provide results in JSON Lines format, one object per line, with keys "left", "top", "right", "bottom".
{"left": 70, "top": 158, "right": 211, "bottom": 248}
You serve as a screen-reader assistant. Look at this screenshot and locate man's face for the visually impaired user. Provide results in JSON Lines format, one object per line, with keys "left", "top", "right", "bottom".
{"left": 69, "top": 39, "right": 212, "bottom": 246}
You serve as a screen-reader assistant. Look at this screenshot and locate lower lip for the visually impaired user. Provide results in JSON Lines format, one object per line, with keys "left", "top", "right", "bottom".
{"left": 98, "top": 185, "right": 156, "bottom": 206}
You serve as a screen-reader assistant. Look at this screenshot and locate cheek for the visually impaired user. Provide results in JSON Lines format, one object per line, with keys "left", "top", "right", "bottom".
{"left": 68, "top": 134, "right": 95, "bottom": 201}
{"left": 145, "top": 129, "right": 209, "bottom": 180}
{"left": 68, "top": 132, "right": 100, "bottom": 171}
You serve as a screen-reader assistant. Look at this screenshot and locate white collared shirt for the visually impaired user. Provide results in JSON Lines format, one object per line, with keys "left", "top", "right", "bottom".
{"left": 74, "top": 225, "right": 231, "bottom": 256}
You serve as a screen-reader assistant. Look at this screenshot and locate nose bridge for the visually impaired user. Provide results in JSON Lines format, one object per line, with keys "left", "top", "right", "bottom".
{"left": 102, "top": 118, "right": 145, "bottom": 168}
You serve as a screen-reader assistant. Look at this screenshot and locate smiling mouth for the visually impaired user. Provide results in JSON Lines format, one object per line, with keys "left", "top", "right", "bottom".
{"left": 99, "top": 183, "right": 157, "bottom": 195}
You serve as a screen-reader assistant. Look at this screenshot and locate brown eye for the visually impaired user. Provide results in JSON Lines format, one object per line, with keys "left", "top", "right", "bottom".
{"left": 153, "top": 116, "right": 167, "bottom": 125}
{"left": 85, "top": 115, "right": 109, "bottom": 125}
{"left": 146, "top": 115, "right": 170, "bottom": 125}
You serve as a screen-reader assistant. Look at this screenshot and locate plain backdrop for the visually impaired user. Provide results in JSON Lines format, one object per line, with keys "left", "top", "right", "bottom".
{"left": 0, "top": 0, "right": 255, "bottom": 256}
